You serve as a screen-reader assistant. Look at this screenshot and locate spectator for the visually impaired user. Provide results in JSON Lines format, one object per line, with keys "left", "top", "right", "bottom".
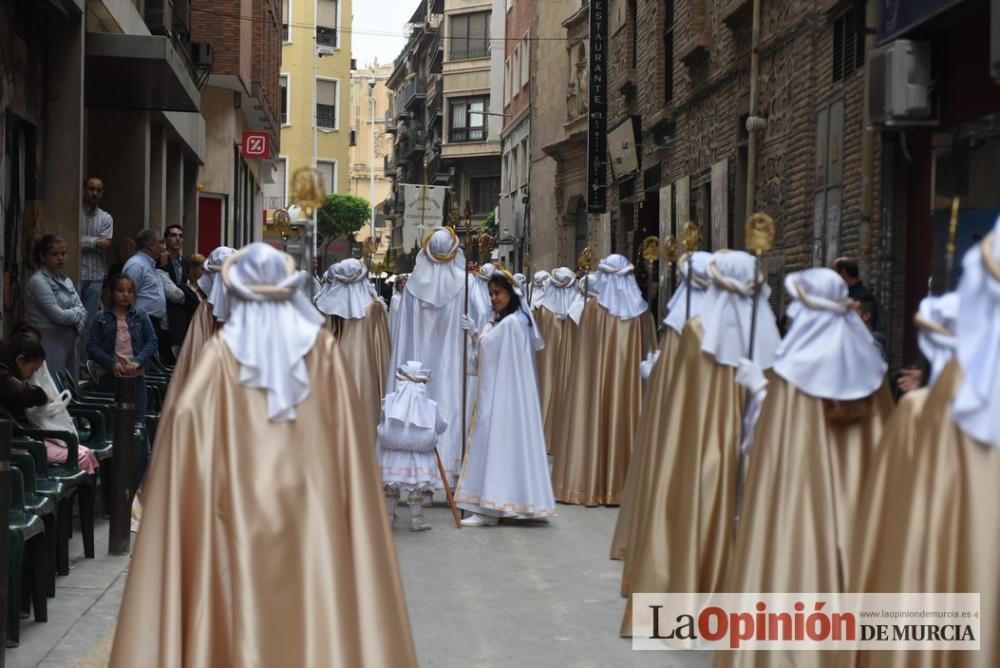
{"left": 833, "top": 256, "right": 874, "bottom": 301}
{"left": 187, "top": 253, "right": 206, "bottom": 290}
{"left": 123, "top": 229, "right": 167, "bottom": 341}
{"left": 156, "top": 224, "right": 199, "bottom": 361}
{"left": 87, "top": 274, "right": 157, "bottom": 426}
{"left": 79, "top": 177, "right": 113, "bottom": 364}
{"left": 12, "top": 323, "right": 99, "bottom": 474}
{"left": 856, "top": 293, "right": 887, "bottom": 362}
{"left": 23, "top": 235, "right": 87, "bottom": 380}
{"left": 0, "top": 335, "right": 50, "bottom": 409}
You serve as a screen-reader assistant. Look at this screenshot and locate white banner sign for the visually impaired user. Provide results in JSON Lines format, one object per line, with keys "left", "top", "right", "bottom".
{"left": 402, "top": 184, "right": 448, "bottom": 251}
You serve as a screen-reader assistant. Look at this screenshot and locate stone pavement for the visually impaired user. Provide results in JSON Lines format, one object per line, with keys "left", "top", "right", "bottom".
{"left": 6, "top": 504, "right": 712, "bottom": 667}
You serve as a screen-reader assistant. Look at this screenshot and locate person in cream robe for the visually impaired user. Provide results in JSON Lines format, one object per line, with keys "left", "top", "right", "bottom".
{"left": 620, "top": 250, "right": 780, "bottom": 636}
{"left": 716, "top": 267, "right": 891, "bottom": 668}
{"left": 551, "top": 254, "right": 656, "bottom": 506}
{"left": 611, "top": 251, "right": 712, "bottom": 566}
{"left": 388, "top": 227, "right": 485, "bottom": 484}
{"left": 111, "top": 243, "right": 417, "bottom": 667}
{"left": 533, "top": 267, "right": 585, "bottom": 454}
{"left": 454, "top": 270, "right": 555, "bottom": 526}
{"left": 850, "top": 222, "right": 1000, "bottom": 668}
{"left": 315, "top": 258, "right": 391, "bottom": 441}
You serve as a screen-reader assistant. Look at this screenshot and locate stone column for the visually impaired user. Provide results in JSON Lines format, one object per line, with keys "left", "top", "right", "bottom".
{"left": 149, "top": 123, "right": 167, "bottom": 232}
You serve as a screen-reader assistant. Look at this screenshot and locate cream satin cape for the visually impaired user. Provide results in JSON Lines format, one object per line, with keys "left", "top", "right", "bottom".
{"left": 454, "top": 313, "right": 556, "bottom": 518}
{"left": 610, "top": 328, "right": 681, "bottom": 563}
{"left": 328, "top": 300, "right": 391, "bottom": 443}
{"left": 551, "top": 299, "right": 655, "bottom": 506}
{"left": 533, "top": 307, "right": 578, "bottom": 453}
{"left": 620, "top": 319, "right": 742, "bottom": 636}
{"left": 715, "top": 377, "right": 891, "bottom": 668}
{"left": 850, "top": 361, "right": 1000, "bottom": 668}
{"left": 160, "top": 299, "right": 217, "bottom": 417}
{"left": 110, "top": 331, "right": 417, "bottom": 667}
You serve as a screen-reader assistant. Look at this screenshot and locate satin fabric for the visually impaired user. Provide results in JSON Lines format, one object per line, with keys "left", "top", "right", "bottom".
{"left": 159, "top": 299, "right": 218, "bottom": 418}
{"left": 534, "top": 307, "right": 579, "bottom": 453}
{"left": 110, "top": 331, "right": 417, "bottom": 667}
{"left": 455, "top": 312, "right": 556, "bottom": 518}
{"left": 715, "top": 378, "right": 891, "bottom": 668}
{"left": 610, "top": 328, "right": 681, "bottom": 563}
{"left": 388, "top": 287, "right": 486, "bottom": 482}
{"left": 620, "top": 319, "right": 743, "bottom": 636}
{"left": 551, "top": 299, "right": 656, "bottom": 506}
{"left": 849, "top": 361, "right": 1000, "bottom": 668}
{"left": 328, "top": 300, "right": 391, "bottom": 444}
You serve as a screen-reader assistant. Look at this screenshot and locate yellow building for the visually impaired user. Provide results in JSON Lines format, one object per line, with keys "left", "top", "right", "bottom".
{"left": 349, "top": 62, "right": 394, "bottom": 261}
{"left": 264, "top": 0, "right": 353, "bottom": 217}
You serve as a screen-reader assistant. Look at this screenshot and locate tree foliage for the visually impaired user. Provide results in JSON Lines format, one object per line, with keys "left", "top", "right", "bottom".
{"left": 317, "top": 193, "right": 370, "bottom": 240}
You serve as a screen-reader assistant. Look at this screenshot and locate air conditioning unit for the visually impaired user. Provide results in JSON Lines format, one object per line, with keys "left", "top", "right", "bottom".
{"left": 868, "top": 40, "right": 933, "bottom": 127}
{"left": 349, "top": 129, "right": 357, "bottom": 146}
{"left": 191, "top": 42, "right": 214, "bottom": 68}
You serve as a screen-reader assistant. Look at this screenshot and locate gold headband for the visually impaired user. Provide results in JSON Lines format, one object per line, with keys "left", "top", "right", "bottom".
{"left": 421, "top": 227, "right": 459, "bottom": 262}
{"left": 913, "top": 312, "right": 955, "bottom": 338}
{"left": 221, "top": 248, "right": 298, "bottom": 300}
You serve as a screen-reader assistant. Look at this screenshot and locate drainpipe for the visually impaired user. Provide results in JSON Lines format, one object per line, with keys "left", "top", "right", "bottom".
{"left": 744, "top": 0, "right": 765, "bottom": 223}
{"left": 860, "top": 0, "right": 878, "bottom": 282}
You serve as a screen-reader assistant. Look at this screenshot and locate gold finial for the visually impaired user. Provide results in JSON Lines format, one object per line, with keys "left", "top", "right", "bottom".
{"left": 745, "top": 212, "right": 775, "bottom": 257}
{"left": 478, "top": 233, "right": 496, "bottom": 259}
{"left": 362, "top": 236, "right": 377, "bottom": 263}
{"left": 681, "top": 221, "right": 701, "bottom": 252}
{"left": 291, "top": 167, "right": 327, "bottom": 217}
{"left": 661, "top": 234, "right": 678, "bottom": 264}
{"left": 448, "top": 206, "right": 460, "bottom": 228}
{"left": 523, "top": 254, "right": 531, "bottom": 272}
{"left": 272, "top": 208, "right": 292, "bottom": 235}
{"left": 577, "top": 246, "right": 595, "bottom": 272}
{"left": 641, "top": 235, "right": 661, "bottom": 264}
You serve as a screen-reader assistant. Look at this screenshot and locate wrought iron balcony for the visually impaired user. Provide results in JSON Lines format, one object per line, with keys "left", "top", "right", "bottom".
{"left": 400, "top": 76, "right": 426, "bottom": 111}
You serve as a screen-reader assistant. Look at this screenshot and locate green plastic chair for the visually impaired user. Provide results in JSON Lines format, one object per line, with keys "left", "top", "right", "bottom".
{"left": 11, "top": 450, "right": 58, "bottom": 598}
{"left": 15, "top": 438, "right": 73, "bottom": 582}
{"left": 6, "top": 468, "right": 48, "bottom": 648}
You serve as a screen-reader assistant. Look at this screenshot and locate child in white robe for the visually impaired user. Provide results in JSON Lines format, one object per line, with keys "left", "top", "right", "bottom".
{"left": 378, "top": 361, "right": 447, "bottom": 531}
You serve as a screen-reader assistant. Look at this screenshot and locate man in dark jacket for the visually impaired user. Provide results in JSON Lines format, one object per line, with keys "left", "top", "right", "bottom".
{"left": 157, "top": 224, "right": 199, "bottom": 360}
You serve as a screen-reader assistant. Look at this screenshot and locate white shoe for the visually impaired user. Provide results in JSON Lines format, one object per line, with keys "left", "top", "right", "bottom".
{"left": 461, "top": 513, "right": 499, "bottom": 527}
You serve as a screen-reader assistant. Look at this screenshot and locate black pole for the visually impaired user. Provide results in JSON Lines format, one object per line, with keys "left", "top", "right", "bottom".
{"left": 0, "top": 420, "right": 12, "bottom": 660}
{"left": 748, "top": 254, "right": 762, "bottom": 361}
{"left": 109, "top": 376, "right": 136, "bottom": 555}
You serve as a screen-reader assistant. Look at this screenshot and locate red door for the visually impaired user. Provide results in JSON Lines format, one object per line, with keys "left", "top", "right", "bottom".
{"left": 198, "top": 196, "right": 223, "bottom": 255}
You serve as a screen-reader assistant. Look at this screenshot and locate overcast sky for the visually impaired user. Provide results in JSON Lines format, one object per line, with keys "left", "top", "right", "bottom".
{"left": 351, "top": 0, "right": 416, "bottom": 68}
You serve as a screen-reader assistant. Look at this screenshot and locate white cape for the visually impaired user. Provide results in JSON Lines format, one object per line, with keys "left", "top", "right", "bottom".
{"left": 454, "top": 313, "right": 556, "bottom": 518}
{"left": 388, "top": 289, "right": 485, "bottom": 482}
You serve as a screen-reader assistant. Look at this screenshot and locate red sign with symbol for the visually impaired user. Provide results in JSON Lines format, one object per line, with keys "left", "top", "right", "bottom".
{"left": 241, "top": 131, "right": 271, "bottom": 159}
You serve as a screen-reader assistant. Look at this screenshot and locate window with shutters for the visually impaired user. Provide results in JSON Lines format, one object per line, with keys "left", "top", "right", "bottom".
{"left": 317, "top": 0, "right": 338, "bottom": 48}
{"left": 263, "top": 158, "right": 287, "bottom": 210}
{"left": 471, "top": 176, "right": 501, "bottom": 214}
{"left": 317, "top": 161, "right": 337, "bottom": 194}
{"left": 279, "top": 75, "right": 289, "bottom": 125}
{"left": 449, "top": 96, "right": 488, "bottom": 142}
{"left": 281, "top": 0, "right": 290, "bottom": 42}
{"left": 450, "top": 12, "right": 490, "bottom": 60}
{"left": 521, "top": 36, "right": 529, "bottom": 88}
{"left": 316, "top": 79, "right": 338, "bottom": 129}
{"left": 832, "top": 7, "right": 865, "bottom": 82}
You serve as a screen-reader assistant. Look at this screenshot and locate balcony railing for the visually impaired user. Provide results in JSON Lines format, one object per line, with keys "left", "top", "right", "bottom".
{"left": 144, "top": 0, "right": 190, "bottom": 38}
{"left": 317, "top": 104, "right": 336, "bottom": 129}
{"left": 449, "top": 127, "right": 486, "bottom": 143}
{"left": 449, "top": 43, "right": 489, "bottom": 61}
{"left": 400, "top": 76, "right": 426, "bottom": 111}
{"left": 384, "top": 109, "right": 396, "bottom": 132}
{"left": 400, "top": 130, "right": 425, "bottom": 160}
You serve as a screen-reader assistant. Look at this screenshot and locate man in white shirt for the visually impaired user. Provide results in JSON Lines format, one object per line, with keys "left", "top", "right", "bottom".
{"left": 79, "top": 177, "right": 113, "bottom": 364}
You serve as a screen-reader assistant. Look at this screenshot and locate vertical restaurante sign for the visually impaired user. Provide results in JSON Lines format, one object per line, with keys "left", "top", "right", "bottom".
{"left": 587, "top": 0, "right": 607, "bottom": 213}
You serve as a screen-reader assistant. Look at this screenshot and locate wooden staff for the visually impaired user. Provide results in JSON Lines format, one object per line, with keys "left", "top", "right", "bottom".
{"left": 734, "top": 212, "right": 775, "bottom": 541}
{"left": 641, "top": 235, "right": 661, "bottom": 311}
{"left": 661, "top": 234, "right": 678, "bottom": 317}
{"left": 435, "top": 448, "right": 462, "bottom": 529}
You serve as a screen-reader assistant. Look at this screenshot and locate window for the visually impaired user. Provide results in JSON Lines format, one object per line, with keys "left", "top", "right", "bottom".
{"left": 510, "top": 146, "right": 518, "bottom": 193}
{"left": 263, "top": 158, "right": 287, "bottom": 209}
{"left": 504, "top": 59, "right": 512, "bottom": 105}
{"left": 450, "top": 12, "right": 490, "bottom": 60}
{"left": 470, "top": 176, "right": 500, "bottom": 214}
{"left": 502, "top": 153, "right": 510, "bottom": 192}
{"left": 316, "top": 79, "right": 337, "bottom": 129}
{"left": 317, "top": 161, "right": 337, "bottom": 194}
{"left": 521, "top": 36, "right": 529, "bottom": 88}
{"left": 281, "top": 0, "right": 290, "bottom": 42}
{"left": 832, "top": 7, "right": 865, "bottom": 82}
{"left": 513, "top": 46, "right": 520, "bottom": 91}
{"left": 664, "top": 1, "right": 674, "bottom": 103}
{"left": 317, "top": 0, "right": 338, "bottom": 48}
{"left": 279, "top": 75, "right": 289, "bottom": 125}
{"left": 449, "top": 96, "right": 487, "bottom": 142}
{"left": 520, "top": 138, "right": 528, "bottom": 185}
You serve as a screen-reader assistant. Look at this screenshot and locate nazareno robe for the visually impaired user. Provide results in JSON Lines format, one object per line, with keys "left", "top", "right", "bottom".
{"left": 550, "top": 299, "right": 655, "bottom": 506}
{"left": 110, "top": 330, "right": 417, "bottom": 667}
{"left": 533, "top": 307, "right": 579, "bottom": 453}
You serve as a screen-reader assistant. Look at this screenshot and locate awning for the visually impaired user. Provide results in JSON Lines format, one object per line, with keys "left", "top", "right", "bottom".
{"left": 85, "top": 33, "right": 200, "bottom": 112}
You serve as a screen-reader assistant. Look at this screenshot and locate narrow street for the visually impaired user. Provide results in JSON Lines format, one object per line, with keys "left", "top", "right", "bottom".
{"left": 6, "top": 505, "right": 711, "bottom": 668}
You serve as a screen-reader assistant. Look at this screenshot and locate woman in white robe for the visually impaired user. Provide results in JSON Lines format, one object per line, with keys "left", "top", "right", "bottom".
{"left": 469, "top": 262, "right": 496, "bottom": 329}
{"left": 388, "top": 274, "right": 407, "bottom": 342}
{"left": 454, "top": 270, "right": 556, "bottom": 526}
{"left": 529, "top": 270, "right": 550, "bottom": 309}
